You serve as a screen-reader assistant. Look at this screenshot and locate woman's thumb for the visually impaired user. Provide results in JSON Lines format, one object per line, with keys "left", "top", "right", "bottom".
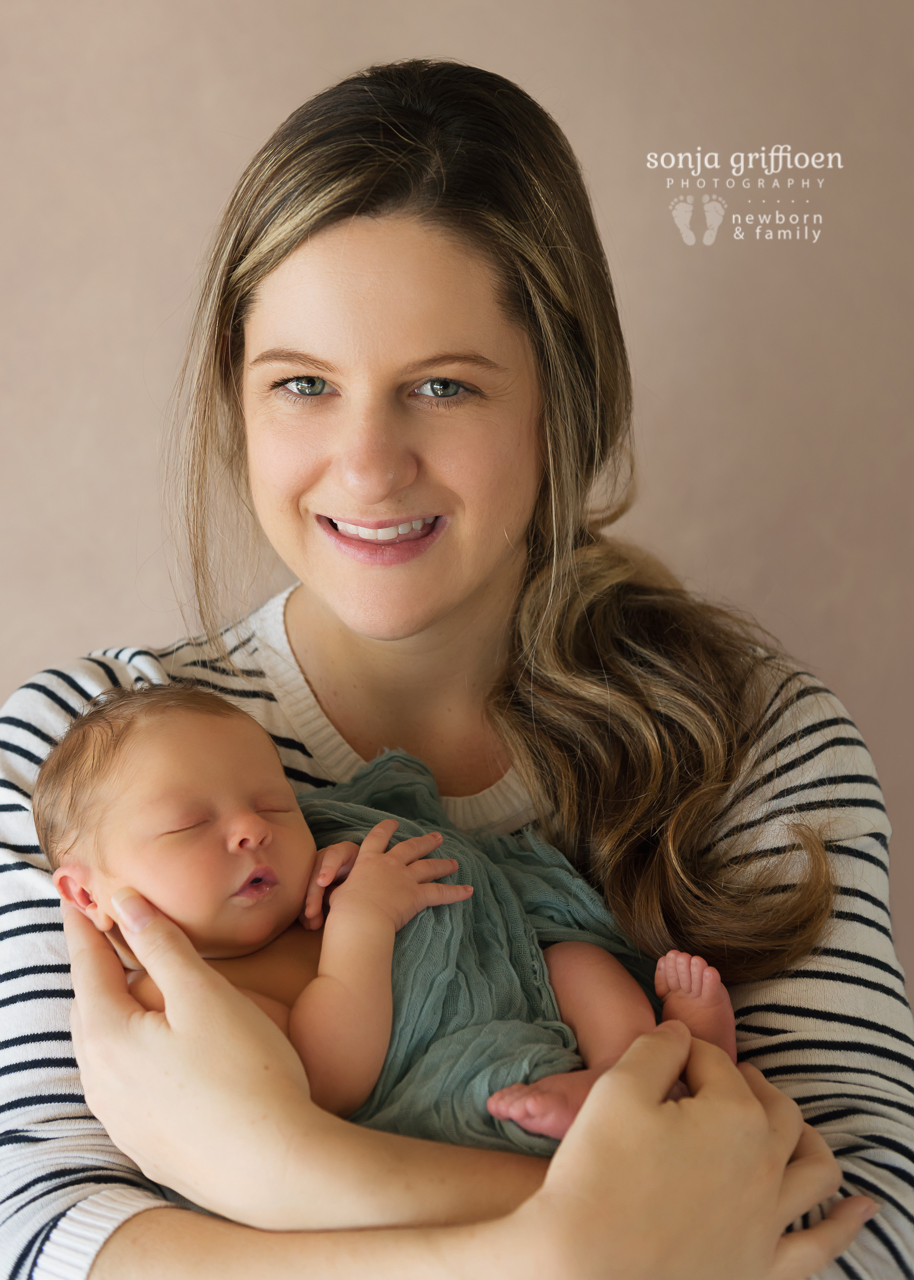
{"left": 111, "top": 887, "right": 211, "bottom": 994}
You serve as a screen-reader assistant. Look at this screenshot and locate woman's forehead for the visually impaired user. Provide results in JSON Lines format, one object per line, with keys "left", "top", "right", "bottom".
{"left": 243, "top": 215, "right": 530, "bottom": 371}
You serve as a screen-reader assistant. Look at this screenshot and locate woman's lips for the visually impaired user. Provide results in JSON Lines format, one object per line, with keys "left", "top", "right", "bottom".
{"left": 233, "top": 866, "right": 278, "bottom": 903}
{"left": 317, "top": 514, "right": 444, "bottom": 565}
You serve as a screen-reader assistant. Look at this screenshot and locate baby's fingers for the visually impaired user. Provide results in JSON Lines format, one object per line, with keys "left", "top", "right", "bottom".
{"left": 410, "top": 856, "right": 461, "bottom": 884}
{"left": 417, "top": 882, "right": 473, "bottom": 909}
{"left": 302, "top": 842, "right": 359, "bottom": 928}
{"left": 389, "top": 831, "right": 445, "bottom": 864}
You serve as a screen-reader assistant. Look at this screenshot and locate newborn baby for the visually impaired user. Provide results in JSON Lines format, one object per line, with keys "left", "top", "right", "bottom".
{"left": 36, "top": 684, "right": 737, "bottom": 1146}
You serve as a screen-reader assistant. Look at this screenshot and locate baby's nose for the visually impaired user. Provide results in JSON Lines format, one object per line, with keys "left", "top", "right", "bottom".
{"left": 230, "top": 814, "right": 272, "bottom": 850}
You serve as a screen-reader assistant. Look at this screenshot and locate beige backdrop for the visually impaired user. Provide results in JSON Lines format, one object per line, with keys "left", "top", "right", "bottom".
{"left": 1, "top": 1, "right": 911, "bottom": 975}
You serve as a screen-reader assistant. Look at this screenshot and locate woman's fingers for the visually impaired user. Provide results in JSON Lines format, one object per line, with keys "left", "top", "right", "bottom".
{"left": 734, "top": 1061, "right": 806, "bottom": 1166}
{"left": 62, "top": 899, "right": 138, "bottom": 1035}
{"left": 771, "top": 1196, "right": 877, "bottom": 1280}
{"left": 105, "top": 889, "right": 227, "bottom": 1028}
{"left": 598, "top": 1019, "right": 693, "bottom": 1105}
{"left": 778, "top": 1124, "right": 841, "bottom": 1221}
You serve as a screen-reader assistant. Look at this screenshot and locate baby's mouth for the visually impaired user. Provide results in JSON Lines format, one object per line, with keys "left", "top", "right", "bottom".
{"left": 233, "top": 867, "right": 278, "bottom": 902}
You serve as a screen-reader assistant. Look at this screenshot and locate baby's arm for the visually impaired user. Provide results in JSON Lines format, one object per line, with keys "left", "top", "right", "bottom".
{"left": 289, "top": 819, "right": 473, "bottom": 1118}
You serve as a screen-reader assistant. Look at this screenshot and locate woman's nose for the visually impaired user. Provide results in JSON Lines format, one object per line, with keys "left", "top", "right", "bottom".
{"left": 334, "top": 402, "right": 419, "bottom": 507}
{"left": 228, "top": 813, "right": 272, "bottom": 853}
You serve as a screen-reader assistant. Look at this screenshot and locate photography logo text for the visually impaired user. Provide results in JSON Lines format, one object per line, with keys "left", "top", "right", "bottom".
{"left": 647, "top": 146, "right": 843, "bottom": 246}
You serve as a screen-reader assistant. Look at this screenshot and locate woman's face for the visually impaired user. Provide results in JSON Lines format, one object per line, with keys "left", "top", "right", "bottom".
{"left": 241, "top": 215, "right": 542, "bottom": 644}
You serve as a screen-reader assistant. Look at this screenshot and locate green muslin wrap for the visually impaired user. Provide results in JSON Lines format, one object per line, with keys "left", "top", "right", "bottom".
{"left": 298, "top": 750, "right": 659, "bottom": 1157}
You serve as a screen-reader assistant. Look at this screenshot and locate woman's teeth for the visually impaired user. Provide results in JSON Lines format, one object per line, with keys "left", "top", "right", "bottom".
{"left": 332, "top": 516, "right": 435, "bottom": 542}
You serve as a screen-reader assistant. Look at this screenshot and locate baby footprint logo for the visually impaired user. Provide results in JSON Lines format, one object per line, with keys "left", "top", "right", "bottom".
{"left": 670, "top": 195, "right": 695, "bottom": 245}
{"left": 702, "top": 194, "right": 727, "bottom": 245}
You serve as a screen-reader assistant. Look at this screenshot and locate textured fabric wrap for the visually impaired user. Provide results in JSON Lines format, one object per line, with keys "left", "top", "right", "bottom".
{"left": 300, "top": 749, "right": 657, "bottom": 1156}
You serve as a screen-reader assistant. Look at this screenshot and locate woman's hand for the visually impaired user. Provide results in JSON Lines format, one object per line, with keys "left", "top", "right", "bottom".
{"left": 64, "top": 892, "right": 324, "bottom": 1226}
{"left": 509, "top": 1020, "right": 875, "bottom": 1280}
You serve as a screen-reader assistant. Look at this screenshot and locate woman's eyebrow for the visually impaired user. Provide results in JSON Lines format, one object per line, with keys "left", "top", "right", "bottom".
{"left": 399, "top": 350, "right": 504, "bottom": 373}
{"left": 247, "top": 350, "right": 335, "bottom": 371}
{"left": 248, "top": 347, "right": 508, "bottom": 375}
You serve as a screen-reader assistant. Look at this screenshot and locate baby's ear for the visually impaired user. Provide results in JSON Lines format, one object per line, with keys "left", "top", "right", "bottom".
{"left": 53, "top": 865, "right": 114, "bottom": 933}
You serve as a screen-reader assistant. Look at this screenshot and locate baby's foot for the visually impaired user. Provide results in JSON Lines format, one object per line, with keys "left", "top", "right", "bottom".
{"left": 487, "top": 1066, "right": 602, "bottom": 1140}
{"left": 655, "top": 951, "right": 737, "bottom": 1062}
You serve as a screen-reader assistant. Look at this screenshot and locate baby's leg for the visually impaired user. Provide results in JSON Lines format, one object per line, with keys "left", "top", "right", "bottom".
{"left": 655, "top": 951, "right": 737, "bottom": 1063}
{"left": 487, "top": 942, "right": 656, "bottom": 1141}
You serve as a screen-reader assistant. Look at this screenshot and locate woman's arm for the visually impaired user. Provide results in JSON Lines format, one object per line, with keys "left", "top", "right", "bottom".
{"left": 720, "top": 669, "right": 914, "bottom": 1275}
{"left": 67, "top": 892, "right": 872, "bottom": 1280}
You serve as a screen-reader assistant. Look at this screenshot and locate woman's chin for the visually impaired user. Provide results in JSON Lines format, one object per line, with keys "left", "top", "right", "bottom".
{"left": 312, "top": 591, "right": 456, "bottom": 644}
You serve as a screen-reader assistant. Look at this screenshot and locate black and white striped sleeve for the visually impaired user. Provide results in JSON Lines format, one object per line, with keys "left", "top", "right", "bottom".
{"left": 721, "top": 667, "right": 914, "bottom": 1278}
{"left": 0, "top": 656, "right": 190, "bottom": 1280}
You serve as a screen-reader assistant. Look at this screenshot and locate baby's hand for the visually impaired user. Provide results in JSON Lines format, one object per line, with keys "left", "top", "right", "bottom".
{"left": 326, "top": 819, "right": 473, "bottom": 932}
{"left": 301, "top": 840, "right": 360, "bottom": 930}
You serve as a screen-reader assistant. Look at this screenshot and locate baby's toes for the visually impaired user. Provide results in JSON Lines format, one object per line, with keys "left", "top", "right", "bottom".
{"left": 521, "top": 1090, "right": 557, "bottom": 1120}
{"left": 688, "top": 954, "right": 709, "bottom": 994}
{"left": 699, "top": 963, "right": 725, "bottom": 1004}
{"left": 656, "top": 951, "right": 682, "bottom": 996}
{"left": 655, "top": 956, "right": 670, "bottom": 998}
{"left": 487, "top": 1084, "right": 528, "bottom": 1117}
{"left": 676, "top": 951, "right": 698, "bottom": 993}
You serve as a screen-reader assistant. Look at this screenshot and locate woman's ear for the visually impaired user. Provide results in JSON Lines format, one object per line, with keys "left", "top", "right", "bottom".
{"left": 52, "top": 865, "right": 115, "bottom": 933}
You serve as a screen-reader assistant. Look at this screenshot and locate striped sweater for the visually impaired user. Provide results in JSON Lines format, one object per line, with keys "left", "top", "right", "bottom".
{"left": 1, "top": 588, "right": 912, "bottom": 1279}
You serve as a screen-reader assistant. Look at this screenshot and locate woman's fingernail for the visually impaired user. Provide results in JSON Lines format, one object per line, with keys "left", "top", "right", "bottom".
{"left": 111, "top": 888, "right": 155, "bottom": 933}
{"left": 857, "top": 1198, "right": 878, "bottom": 1221}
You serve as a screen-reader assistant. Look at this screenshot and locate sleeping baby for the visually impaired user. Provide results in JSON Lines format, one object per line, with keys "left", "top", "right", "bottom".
{"left": 35, "top": 684, "right": 737, "bottom": 1154}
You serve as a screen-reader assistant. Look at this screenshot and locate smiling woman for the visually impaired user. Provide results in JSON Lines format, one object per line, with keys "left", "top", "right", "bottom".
{"left": 240, "top": 215, "right": 542, "bottom": 788}
{"left": 0, "top": 56, "right": 907, "bottom": 1280}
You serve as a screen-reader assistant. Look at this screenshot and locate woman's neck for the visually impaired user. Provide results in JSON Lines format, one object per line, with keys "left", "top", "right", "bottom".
{"left": 283, "top": 584, "right": 516, "bottom": 796}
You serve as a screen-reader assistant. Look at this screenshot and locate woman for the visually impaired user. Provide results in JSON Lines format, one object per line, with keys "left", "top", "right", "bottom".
{"left": 1, "top": 58, "right": 908, "bottom": 1278}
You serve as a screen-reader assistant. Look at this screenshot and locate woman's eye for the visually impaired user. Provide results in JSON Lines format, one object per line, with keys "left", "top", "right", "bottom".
{"left": 282, "top": 376, "right": 328, "bottom": 397}
{"left": 416, "top": 377, "right": 466, "bottom": 400}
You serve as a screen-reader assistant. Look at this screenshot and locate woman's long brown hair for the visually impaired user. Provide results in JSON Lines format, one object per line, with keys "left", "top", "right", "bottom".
{"left": 172, "top": 58, "right": 832, "bottom": 984}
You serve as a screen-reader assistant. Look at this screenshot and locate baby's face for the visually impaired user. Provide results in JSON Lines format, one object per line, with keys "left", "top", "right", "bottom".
{"left": 65, "top": 710, "right": 316, "bottom": 958}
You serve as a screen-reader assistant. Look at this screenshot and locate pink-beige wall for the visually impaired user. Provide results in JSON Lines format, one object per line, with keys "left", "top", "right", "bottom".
{"left": 1, "top": 1, "right": 911, "bottom": 975}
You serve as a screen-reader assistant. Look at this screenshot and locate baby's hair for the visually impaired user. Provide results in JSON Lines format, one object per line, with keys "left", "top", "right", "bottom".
{"left": 33, "top": 682, "right": 254, "bottom": 869}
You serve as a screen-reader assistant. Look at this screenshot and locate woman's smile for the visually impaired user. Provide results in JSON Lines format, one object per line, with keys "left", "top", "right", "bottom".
{"left": 318, "top": 513, "right": 444, "bottom": 565}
